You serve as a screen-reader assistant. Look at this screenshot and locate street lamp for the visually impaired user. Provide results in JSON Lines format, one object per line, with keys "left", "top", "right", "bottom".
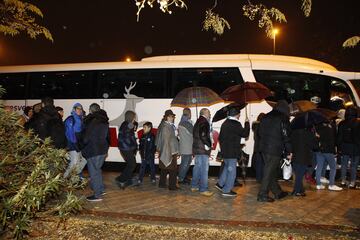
{"left": 272, "top": 28, "right": 279, "bottom": 55}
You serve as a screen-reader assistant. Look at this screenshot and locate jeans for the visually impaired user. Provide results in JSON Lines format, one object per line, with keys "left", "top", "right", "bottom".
{"left": 178, "top": 155, "right": 192, "bottom": 181}
{"left": 117, "top": 150, "right": 136, "bottom": 184}
{"left": 64, "top": 150, "right": 87, "bottom": 178}
{"left": 258, "top": 153, "right": 282, "bottom": 198}
{"left": 315, "top": 152, "right": 336, "bottom": 186}
{"left": 87, "top": 154, "right": 106, "bottom": 198}
{"left": 293, "top": 162, "right": 307, "bottom": 194}
{"left": 218, "top": 158, "right": 237, "bottom": 193}
{"left": 341, "top": 155, "right": 360, "bottom": 184}
{"left": 138, "top": 156, "right": 156, "bottom": 182}
{"left": 191, "top": 155, "right": 210, "bottom": 192}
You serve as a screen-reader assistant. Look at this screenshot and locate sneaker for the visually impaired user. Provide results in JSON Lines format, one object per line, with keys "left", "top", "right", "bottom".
{"left": 101, "top": 191, "right": 107, "bottom": 196}
{"left": 274, "top": 191, "right": 289, "bottom": 200}
{"left": 151, "top": 179, "right": 156, "bottom": 184}
{"left": 200, "top": 191, "right": 214, "bottom": 197}
{"left": 86, "top": 195, "right": 103, "bottom": 202}
{"left": 222, "top": 191, "right": 237, "bottom": 197}
{"left": 215, "top": 183, "right": 223, "bottom": 192}
{"left": 257, "top": 196, "right": 274, "bottom": 202}
{"left": 316, "top": 185, "right": 325, "bottom": 190}
{"left": 328, "top": 185, "right": 343, "bottom": 191}
{"left": 190, "top": 187, "right": 199, "bottom": 192}
{"left": 320, "top": 177, "right": 330, "bottom": 184}
{"left": 340, "top": 181, "right": 347, "bottom": 187}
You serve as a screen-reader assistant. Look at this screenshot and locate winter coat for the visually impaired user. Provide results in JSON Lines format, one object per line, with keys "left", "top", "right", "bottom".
{"left": 155, "top": 121, "right": 179, "bottom": 169}
{"left": 118, "top": 121, "right": 137, "bottom": 151}
{"left": 81, "top": 110, "right": 110, "bottom": 159}
{"left": 139, "top": 132, "right": 156, "bottom": 160}
{"left": 26, "top": 105, "right": 66, "bottom": 149}
{"left": 258, "top": 109, "right": 292, "bottom": 156}
{"left": 291, "top": 128, "right": 317, "bottom": 165}
{"left": 219, "top": 118, "right": 250, "bottom": 159}
{"left": 315, "top": 122, "right": 337, "bottom": 154}
{"left": 64, "top": 112, "right": 83, "bottom": 152}
{"left": 337, "top": 119, "right": 360, "bottom": 156}
{"left": 178, "top": 115, "right": 193, "bottom": 155}
{"left": 192, "top": 116, "right": 212, "bottom": 156}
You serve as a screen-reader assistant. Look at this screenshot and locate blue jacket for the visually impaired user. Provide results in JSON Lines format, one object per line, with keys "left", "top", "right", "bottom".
{"left": 139, "top": 132, "right": 156, "bottom": 160}
{"left": 118, "top": 121, "right": 137, "bottom": 151}
{"left": 64, "top": 113, "right": 83, "bottom": 151}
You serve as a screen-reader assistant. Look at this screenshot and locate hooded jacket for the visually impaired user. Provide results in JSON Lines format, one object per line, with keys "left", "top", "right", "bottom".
{"left": 258, "top": 100, "right": 292, "bottom": 156}
{"left": 81, "top": 109, "right": 110, "bottom": 159}
{"left": 64, "top": 103, "right": 83, "bottom": 151}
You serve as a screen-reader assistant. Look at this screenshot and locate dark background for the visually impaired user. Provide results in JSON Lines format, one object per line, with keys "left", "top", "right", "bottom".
{"left": 0, "top": 0, "right": 359, "bottom": 71}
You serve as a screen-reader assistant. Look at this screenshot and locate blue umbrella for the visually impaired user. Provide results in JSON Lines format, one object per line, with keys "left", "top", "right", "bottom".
{"left": 290, "top": 110, "right": 328, "bottom": 130}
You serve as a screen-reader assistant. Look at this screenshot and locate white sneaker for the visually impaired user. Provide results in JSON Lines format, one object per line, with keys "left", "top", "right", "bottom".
{"left": 320, "top": 177, "right": 329, "bottom": 184}
{"left": 328, "top": 185, "right": 343, "bottom": 191}
{"left": 316, "top": 185, "right": 325, "bottom": 190}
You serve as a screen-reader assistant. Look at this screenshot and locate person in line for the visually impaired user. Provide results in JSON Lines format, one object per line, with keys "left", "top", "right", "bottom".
{"left": 20, "top": 106, "right": 33, "bottom": 126}
{"left": 116, "top": 111, "right": 138, "bottom": 189}
{"left": 216, "top": 107, "right": 250, "bottom": 197}
{"left": 257, "top": 100, "right": 292, "bottom": 202}
{"left": 64, "top": 103, "right": 86, "bottom": 178}
{"left": 155, "top": 110, "right": 179, "bottom": 190}
{"left": 26, "top": 97, "right": 66, "bottom": 149}
{"left": 291, "top": 126, "right": 318, "bottom": 196}
{"left": 315, "top": 119, "right": 343, "bottom": 191}
{"left": 337, "top": 106, "right": 360, "bottom": 189}
{"left": 252, "top": 113, "right": 266, "bottom": 183}
{"left": 81, "top": 103, "right": 110, "bottom": 202}
{"left": 177, "top": 108, "right": 194, "bottom": 184}
{"left": 56, "top": 106, "right": 64, "bottom": 120}
{"left": 138, "top": 122, "right": 157, "bottom": 184}
{"left": 191, "top": 108, "right": 214, "bottom": 197}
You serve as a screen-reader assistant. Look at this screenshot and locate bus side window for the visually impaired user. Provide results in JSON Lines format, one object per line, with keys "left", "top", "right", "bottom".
{"left": 98, "top": 69, "right": 168, "bottom": 99}
{"left": 170, "top": 68, "right": 243, "bottom": 97}
{"left": 0, "top": 73, "right": 27, "bottom": 99}
{"left": 29, "top": 71, "right": 94, "bottom": 99}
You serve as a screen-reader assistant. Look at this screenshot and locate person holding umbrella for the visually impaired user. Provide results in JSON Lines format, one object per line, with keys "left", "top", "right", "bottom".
{"left": 257, "top": 100, "right": 292, "bottom": 202}
{"left": 215, "top": 107, "right": 250, "bottom": 197}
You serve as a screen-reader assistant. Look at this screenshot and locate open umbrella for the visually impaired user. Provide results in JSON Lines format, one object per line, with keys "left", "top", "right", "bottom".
{"left": 220, "top": 82, "right": 272, "bottom": 118}
{"left": 289, "top": 100, "right": 317, "bottom": 116}
{"left": 171, "top": 87, "right": 224, "bottom": 117}
{"left": 212, "top": 102, "right": 247, "bottom": 122}
{"left": 314, "top": 108, "right": 337, "bottom": 120}
{"left": 290, "top": 110, "right": 328, "bottom": 130}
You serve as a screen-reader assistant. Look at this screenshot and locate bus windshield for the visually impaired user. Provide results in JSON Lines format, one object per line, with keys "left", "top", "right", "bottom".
{"left": 350, "top": 79, "right": 360, "bottom": 99}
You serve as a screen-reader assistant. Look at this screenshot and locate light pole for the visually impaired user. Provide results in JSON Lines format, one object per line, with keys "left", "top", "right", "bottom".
{"left": 272, "top": 28, "right": 279, "bottom": 55}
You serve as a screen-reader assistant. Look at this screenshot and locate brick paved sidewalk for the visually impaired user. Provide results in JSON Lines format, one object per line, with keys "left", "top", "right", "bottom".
{"left": 81, "top": 171, "right": 360, "bottom": 232}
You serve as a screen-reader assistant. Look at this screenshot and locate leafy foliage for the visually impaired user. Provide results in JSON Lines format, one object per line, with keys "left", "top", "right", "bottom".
{"left": 343, "top": 36, "right": 360, "bottom": 48}
{"left": 0, "top": 86, "right": 84, "bottom": 239}
{"left": 203, "top": 9, "right": 230, "bottom": 35}
{"left": 135, "top": 0, "right": 187, "bottom": 22}
{"left": 0, "top": 0, "right": 53, "bottom": 41}
{"left": 242, "top": 3, "right": 287, "bottom": 38}
{"left": 301, "top": 0, "right": 312, "bottom": 17}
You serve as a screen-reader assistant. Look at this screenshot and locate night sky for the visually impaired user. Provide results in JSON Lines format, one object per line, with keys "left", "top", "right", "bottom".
{"left": 0, "top": 0, "right": 359, "bottom": 71}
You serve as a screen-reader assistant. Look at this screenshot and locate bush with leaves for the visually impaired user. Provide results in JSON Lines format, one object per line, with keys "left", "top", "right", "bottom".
{"left": 0, "top": 87, "right": 84, "bottom": 239}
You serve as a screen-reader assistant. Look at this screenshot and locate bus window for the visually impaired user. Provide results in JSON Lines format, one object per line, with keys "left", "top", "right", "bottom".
{"left": 98, "top": 69, "right": 168, "bottom": 99}
{"left": 0, "top": 73, "right": 27, "bottom": 99}
{"left": 29, "top": 71, "right": 94, "bottom": 99}
{"left": 253, "top": 70, "right": 354, "bottom": 110}
{"left": 170, "top": 68, "right": 243, "bottom": 97}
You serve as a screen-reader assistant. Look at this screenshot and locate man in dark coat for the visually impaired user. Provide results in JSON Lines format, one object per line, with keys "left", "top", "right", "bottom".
{"left": 337, "top": 106, "right": 360, "bottom": 189}
{"left": 257, "top": 100, "right": 292, "bottom": 202}
{"left": 26, "top": 97, "right": 66, "bottom": 149}
{"left": 81, "top": 103, "right": 110, "bottom": 202}
{"left": 216, "top": 107, "right": 250, "bottom": 197}
{"left": 191, "top": 108, "right": 213, "bottom": 197}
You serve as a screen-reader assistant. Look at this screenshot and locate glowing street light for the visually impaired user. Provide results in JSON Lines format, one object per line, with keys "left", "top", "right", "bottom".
{"left": 272, "top": 28, "right": 279, "bottom": 55}
{"left": 125, "top": 57, "right": 132, "bottom": 62}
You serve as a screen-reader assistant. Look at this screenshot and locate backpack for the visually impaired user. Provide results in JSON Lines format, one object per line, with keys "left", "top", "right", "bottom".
{"left": 46, "top": 116, "right": 67, "bottom": 149}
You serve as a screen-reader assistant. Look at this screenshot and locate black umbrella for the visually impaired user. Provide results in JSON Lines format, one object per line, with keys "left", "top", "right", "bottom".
{"left": 212, "top": 102, "right": 247, "bottom": 122}
{"left": 290, "top": 110, "right": 328, "bottom": 130}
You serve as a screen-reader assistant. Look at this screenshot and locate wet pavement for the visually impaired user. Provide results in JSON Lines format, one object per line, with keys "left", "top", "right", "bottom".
{"left": 80, "top": 171, "right": 360, "bottom": 235}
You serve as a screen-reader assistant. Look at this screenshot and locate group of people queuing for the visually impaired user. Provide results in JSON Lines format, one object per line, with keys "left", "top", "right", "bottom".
{"left": 252, "top": 100, "right": 360, "bottom": 202}
{"left": 20, "top": 97, "right": 360, "bottom": 203}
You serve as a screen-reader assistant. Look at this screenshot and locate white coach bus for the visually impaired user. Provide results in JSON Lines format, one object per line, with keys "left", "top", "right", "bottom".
{"left": 1, "top": 54, "right": 359, "bottom": 165}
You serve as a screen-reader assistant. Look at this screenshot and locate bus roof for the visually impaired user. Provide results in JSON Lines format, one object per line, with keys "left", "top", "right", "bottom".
{"left": 0, "top": 54, "right": 337, "bottom": 73}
